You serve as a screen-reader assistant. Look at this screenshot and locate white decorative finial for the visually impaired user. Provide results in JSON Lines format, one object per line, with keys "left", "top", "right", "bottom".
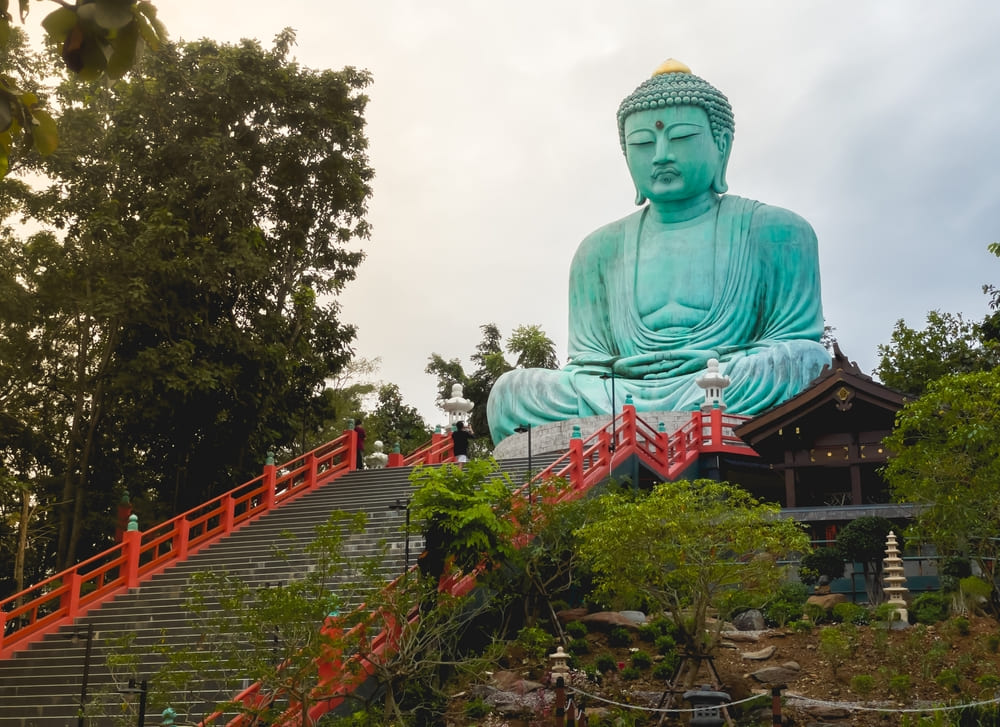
{"left": 696, "top": 358, "right": 730, "bottom": 412}
{"left": 442, "top": 382, "right": 474, "bottom": 427}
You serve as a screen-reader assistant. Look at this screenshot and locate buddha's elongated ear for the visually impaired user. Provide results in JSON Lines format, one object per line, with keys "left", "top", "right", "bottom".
{"left": 634, "top": 185, "right": 647, "bottom": 206}
{"left": 713, "top": 130, "right": 733, "bottom": 194}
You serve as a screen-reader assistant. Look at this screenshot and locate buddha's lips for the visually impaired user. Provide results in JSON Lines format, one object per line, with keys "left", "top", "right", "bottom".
{"left": 652, "top": 168, "right": 679, "bottom": 180}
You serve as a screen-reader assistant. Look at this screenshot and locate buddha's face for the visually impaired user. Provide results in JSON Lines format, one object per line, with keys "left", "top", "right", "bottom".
{"left": 623, "top": 105, "right": 728, "bottom": 204}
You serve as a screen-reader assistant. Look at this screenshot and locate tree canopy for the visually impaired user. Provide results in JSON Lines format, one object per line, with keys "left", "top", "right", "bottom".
{"left": 574, "top": 479, "right": 810, "bottom": 686}
{"left": 0, "top": 30, "right": 373, "bottom": 581}
{"left": 884, "top": 368, "right": 1000, "bottom": 608}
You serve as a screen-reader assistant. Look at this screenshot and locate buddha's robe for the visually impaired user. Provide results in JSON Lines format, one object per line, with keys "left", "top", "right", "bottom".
{"left": 487, "top": 195, "right": 830, "bottom": 443}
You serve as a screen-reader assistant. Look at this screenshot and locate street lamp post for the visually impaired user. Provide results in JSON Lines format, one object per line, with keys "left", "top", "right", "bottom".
{"left": 388, "top": 498, "right": 412, "bottom": 573}
{"left": 68, "top": 623, "right": 94, "bottom": 727}
{"left": 600, "top": 371, "right": 617, "bottom": 453}
{"left": 118, "top": 678, "right": 148, "bottom": 727}
{"left": 514, "top": 424, "right": 533, "bottom": 508}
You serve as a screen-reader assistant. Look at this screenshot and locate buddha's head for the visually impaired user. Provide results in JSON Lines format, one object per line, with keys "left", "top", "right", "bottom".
{"left": 617, "top": 60, "right": 734, "bottom": 202}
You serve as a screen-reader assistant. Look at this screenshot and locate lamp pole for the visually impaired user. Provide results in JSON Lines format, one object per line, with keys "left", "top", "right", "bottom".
{"left": 118, "top": 678, "right": 148, "bottom": 727}
{"left": 600, "top": 371, "right": 617, "bottom": 453}
{"left": 514, "top": 424, "right": 533, "bottom": 508}
{"left": 68, "top": 623, "right": 94, "bottom": 727}
{"left": 389, "top": 498, "right": 411, "bottom": 573}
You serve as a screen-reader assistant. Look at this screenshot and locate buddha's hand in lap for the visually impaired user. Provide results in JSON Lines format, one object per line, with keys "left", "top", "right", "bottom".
{"left": 614, "top": 350, "right": 720, "bottom": 379}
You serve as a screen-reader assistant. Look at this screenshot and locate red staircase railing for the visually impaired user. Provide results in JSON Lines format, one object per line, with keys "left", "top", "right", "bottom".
{"left": 0, "top": 430, "right": 361, "bottom": 659}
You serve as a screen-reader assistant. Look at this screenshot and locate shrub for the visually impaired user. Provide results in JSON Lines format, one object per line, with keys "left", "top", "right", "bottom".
{"left": 976, "top": 673, "right": 1000, "bottom": 692}
{"left": 595, "top": 654, "right": 618, "bottom": 673}
{"left": 584, "top": 665, "right": 601, "bottom": 684}
{"left": 652, "top": 660, "right": 677, "bottom": 681}
{"left": 789, "top": 619, "right": 813, "bottom": 633}
{"left": 608, "top": 626, "right": 632, "bottom": 647}
{"left": 850, "top": 674, "right": 875, "bottom": 697}
{"left": 872, "top": 602, "right": 900, "bottom": 623}
{"left": 764, "top": 581, "right": 809, "bottom": 627}
{"left": 960, "top": 576, "right": 992, "bottom": 612}
{"left": 803, "top": 602, "right": 829, "bottom": 624}
{"left": 567, "top": 637, "right": 590, "bottom": 656}
{"left": 621, "top": 665, "right": 642, "bottom": 681}
{"left": 565, "top": 620, "right": 588, "bottom": 639}
{"left": 631, "top": 650, "right": 652, "bottom": 670}
{"left": 946, "top": 616, "right": 971, "bottom": 637}
{"left": 888, "top": 673, "right": 911, "bottom": 698}
{"left": 464, "top": 697, "right": 491, "bottom": 719}
{"left": 819, "top": 627, "right": 853, "bottom": 674}
{"left": 515, "top": 626, "right": 555, "bottom": 660}
{"left": 637, "top": 623, "right": 658, "bottom": 642}
{"left": 832, "top": 602, "right": 871, "bottom": 625}
{"left": 654, "top": 634, "right": 677, "bottom": 655}
{"left": 935, "top": 668, "right": 961, "bottom": 692}
{"left": 799, "top": 547, "right": 845, "bottom": 586}
{"left": 987, "top": 633, "right": 1000, "bottom": 653}
{"left": 912, "top": 591, "right": 951, "bottom": 624}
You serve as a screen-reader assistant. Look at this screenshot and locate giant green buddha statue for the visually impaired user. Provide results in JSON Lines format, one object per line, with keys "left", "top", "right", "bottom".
{"left": 487, "top": 59, "right": 829, "bottom": 444}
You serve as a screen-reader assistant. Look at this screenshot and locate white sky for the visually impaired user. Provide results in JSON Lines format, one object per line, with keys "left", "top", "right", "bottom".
{"left": 156, "top": 1, "right": 1000, "bottom": 427}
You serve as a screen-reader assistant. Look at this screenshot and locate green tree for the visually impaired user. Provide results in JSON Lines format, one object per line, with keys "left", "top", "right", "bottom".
{"left": 409, "top": 459, "right": 515, "bottom": 581}
{"left": 494, "top": 478, "right": 598, "bottom": 634}
{"left": 506, "top": 323, "right": 559, "bottom": 369}
{"left": 0, "top": 0, "right": 166, "bottom": 175}
{"left": 366, "top": 383, "right": 432, "bottom": 456}
{"left": 834, "top": 516, "right": 896, "bottom": 604}
{"left": 884, "top": 369, "right": 1000, "bottom": 610}
{"left": 426, "top": 322, "right": 557, "bottom": 440}
{"left": 574, "top": 479, "right": 810, "bottom": 687}
{"left": 875, "top": 311, "right": 996, "bottom": 396}
{"left": 4, "top": 31, "right": 372, "bottom": 573}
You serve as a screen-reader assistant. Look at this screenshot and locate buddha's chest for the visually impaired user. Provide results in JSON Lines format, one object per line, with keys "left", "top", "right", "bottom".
{"left": 635, "top": 223, "right": 717, "bottom": 329}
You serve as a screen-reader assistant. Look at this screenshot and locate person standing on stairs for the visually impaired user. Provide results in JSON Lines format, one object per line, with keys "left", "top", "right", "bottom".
{"left": 354, "top": 415, "right": 366, "bottom": 469}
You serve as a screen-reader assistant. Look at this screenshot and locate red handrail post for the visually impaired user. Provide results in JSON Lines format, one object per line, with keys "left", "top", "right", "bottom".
{"left": 65, "top": 571, "right": 83, "bottom": 620}
{"left": 303, "top": 451, "right": 316, "bottom": 490}
{"left": 346, "top": 427, "right": 359, "bottom": 470}
{"left": 710, "top": 406, "right": 723, "bottom": 447}
{"left": 223, "top": 495, "right": 235, "bottom": 535}
{"left": 263, "top": 452, "right": 277, "bottom": 510}
{"left": 656, "top": 421, "right": 670, "bottom": 467}
{"left": 124, "top": 521, "right": 141, "bottom": 589}
{"left": 569, "top": 428, "right": 585, "bottom": 489}
{"left": 387, "top": 441, "right": 404, "bottom": 468}
{"left": 622, "top": 399, "right": 637, "bottom": 448}
{"left": 176, "top": 517, "right": 190, "bottom": 561}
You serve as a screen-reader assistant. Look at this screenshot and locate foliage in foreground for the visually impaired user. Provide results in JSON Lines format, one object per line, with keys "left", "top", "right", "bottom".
{"left": 574, "top": 479, "right": 811, "bottom": 687}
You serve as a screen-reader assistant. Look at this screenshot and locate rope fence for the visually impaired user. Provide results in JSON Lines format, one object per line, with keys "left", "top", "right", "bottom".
{"left": 560, "top": 684, "right": 1000, "bottom": 717}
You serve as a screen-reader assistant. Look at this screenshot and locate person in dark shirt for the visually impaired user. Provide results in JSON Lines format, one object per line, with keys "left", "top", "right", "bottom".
{"left": 452, "top": 421, "right": 473, "bottom": 464}
{"left": 354, "top": 415, "right": 366, "bottom": 469}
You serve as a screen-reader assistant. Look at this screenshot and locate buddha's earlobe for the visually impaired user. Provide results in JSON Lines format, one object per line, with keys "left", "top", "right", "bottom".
{"left": 712, "top": 131, "right": 733, "bottom": 195}
{"left": 634, "top": 186, "right": 647, "bottom": 206}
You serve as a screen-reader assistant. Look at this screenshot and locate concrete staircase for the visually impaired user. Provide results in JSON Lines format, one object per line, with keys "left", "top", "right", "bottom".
{"left": 0, "top": 455, "right": 550, "bottom": 727}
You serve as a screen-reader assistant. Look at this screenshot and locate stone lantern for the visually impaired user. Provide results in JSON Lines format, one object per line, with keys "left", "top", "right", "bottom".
{"left": 549, "top": 645, "right": 570, "bottom": 680}
{"left": 442, "top": 382, "right": 474, "bottom": 427}
{"left": 696, "top": 358, "right": 730, "bottom": 412}
{"left": 365, "top": 440, "right": 389, "bottom": 469}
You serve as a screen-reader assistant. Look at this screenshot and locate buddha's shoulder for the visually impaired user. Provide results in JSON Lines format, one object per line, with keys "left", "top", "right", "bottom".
{"left": 573, "top": 209, "right": 642, "bottom": 258}
{"left": 735, "top": 196, "right": 817, "bottom": 245}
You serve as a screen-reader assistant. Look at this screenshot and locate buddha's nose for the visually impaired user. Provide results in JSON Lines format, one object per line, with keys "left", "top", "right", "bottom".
{"left": 654, "top": 137, "right": 674, "bottom": 162}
